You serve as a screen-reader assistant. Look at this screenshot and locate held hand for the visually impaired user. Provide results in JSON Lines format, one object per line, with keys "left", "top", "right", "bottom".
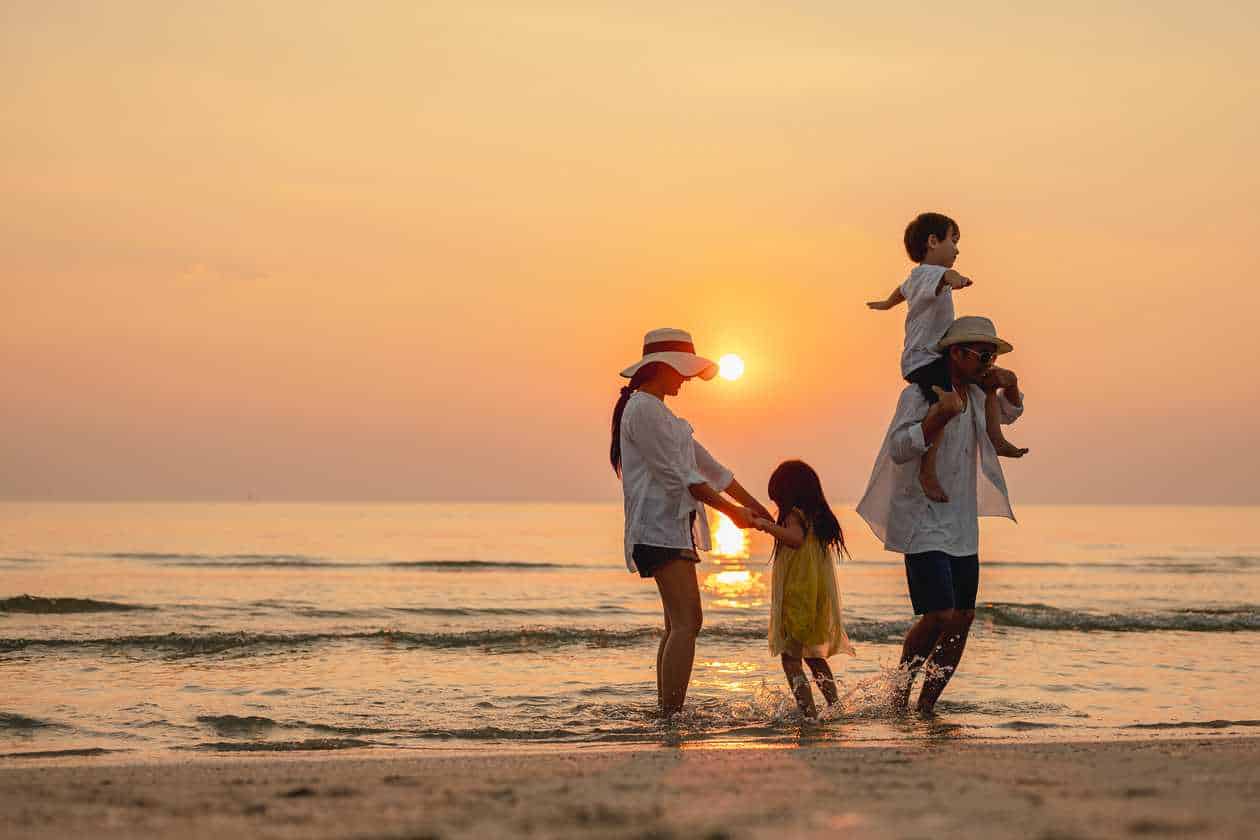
{"left": 931, "top": 386, "right": 965, "bottom": 416}
{"left": 727, "top": 507, "right": 755, "bottom": 530}
{"left": 751, "top": 516, "right": 775, "bottom": 532}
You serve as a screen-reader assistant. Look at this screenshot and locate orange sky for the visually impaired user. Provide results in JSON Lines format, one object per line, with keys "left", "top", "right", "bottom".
{"left": 3, "top": 3, "right": 1258, "bottom": 503}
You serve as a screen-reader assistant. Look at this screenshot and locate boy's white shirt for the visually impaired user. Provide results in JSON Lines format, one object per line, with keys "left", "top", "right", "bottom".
{"left": 856, "top": 382, "right": 1024, "bottom": 556}
{"left": 618, "top": 391, "right": 732, "bottom": 573}
{"left": 900, "top": 264, "right": 954, "bottom": 377}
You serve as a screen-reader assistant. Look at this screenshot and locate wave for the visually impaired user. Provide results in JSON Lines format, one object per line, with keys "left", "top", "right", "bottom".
{"left": 4, "top": 602, "right": 1256, "bottom": 656}
{"left": 383, "top": 560, "right": 582, "bottom": 569}
{"left": 185, "top": 738, "right": 373, "bottom": 752}
{"left": 0, "top": 620, "right": 903, "bottom": 656}
{"left": 73, "top": 552, "right": 590, "bottom": 570}
{"left": 1, "top": 747, "right": 121, "bottom": 759}
{"left": 196, "top": 714, "right": 280, "bottom": 735}
{"left": 978, "top": 602, "right": 1260, "bottom": 632}
{"left": 0, "top": 712, "right": 58, "bottom": 730}
{"left": 0, "top": 595, "right": 152, "bottom": 614}
{"left": 1124, "top": 719, "right": 1260, "bottom": 731}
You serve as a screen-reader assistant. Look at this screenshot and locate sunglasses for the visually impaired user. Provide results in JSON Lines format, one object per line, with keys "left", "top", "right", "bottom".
{"left": 957, "top": 347, "right": 996, "bottom": 366}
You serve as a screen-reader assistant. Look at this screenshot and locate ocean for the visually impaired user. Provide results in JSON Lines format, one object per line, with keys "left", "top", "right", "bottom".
{"left": 2, "top": 502, "right": 1258, "bottom": 758}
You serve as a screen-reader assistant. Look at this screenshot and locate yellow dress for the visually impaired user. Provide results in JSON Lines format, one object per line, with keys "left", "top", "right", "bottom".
{"left": 768, "top": 515, "right": 855, "bottom": 659}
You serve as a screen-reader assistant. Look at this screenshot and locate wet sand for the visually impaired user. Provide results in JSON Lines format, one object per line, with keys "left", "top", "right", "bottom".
{"left": 3, "top": 737, "right": 1257, "bottom": 839}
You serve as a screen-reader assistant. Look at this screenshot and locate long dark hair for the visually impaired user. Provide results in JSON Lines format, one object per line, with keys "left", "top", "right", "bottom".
{"left": 767, "top": 460, "right": 848, "bottom": 559}
{"left": 610, "top": 362, "right": 666, "bottom": 476}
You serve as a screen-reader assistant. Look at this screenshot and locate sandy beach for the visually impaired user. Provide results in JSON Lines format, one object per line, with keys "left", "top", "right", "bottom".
{"left": 3, "top": 737, "right": 1258, "bottom": 839}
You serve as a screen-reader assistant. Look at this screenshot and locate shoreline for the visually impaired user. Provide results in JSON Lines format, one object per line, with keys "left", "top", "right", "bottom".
{"left": 4, "top": 736, "right": 1258, "bottom": 839}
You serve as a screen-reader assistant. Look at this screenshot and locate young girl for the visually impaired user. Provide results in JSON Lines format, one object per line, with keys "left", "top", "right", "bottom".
{"left": 752, "top": 460, "right": 855, "bottom": 719}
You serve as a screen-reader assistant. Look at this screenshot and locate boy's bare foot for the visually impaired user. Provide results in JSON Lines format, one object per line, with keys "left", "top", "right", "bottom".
{"left": 919, "top": 464, "right": 949, "bottom": 503}
{"left": 994, "top": 440, "right": 1029, "bottom": 458}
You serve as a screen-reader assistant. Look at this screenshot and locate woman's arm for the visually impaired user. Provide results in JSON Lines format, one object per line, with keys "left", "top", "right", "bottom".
{"left": 689, "top": 482, "right": 755, "bottom": 528}
{"left": 724, "top": 478, "right": 771, "bottom": 521}
{"left": 751, "top": 510, "right": 805, "bottom": 549}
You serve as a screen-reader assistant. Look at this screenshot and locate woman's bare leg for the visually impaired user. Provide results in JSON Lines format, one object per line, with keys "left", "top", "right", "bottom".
{"left": 781, "top": 655, "right": 818, "bottom": 718}
{"left": 653, "top": 559, "right": 703, "bottom": 716}
{"left": 656, "top": 604, "right": 671, "bottom": 706}
{"left": 804, "top": 657, "right": 839, "bottom": 706}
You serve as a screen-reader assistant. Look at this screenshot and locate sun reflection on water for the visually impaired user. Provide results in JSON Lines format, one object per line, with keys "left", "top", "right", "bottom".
{"left": 710, "top": 511, "right": 749, "bottom": 559}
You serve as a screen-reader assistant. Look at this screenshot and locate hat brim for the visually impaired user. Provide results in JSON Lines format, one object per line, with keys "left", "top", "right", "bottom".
{"left": 620, "top": 352, "right": 718, "bottom": 381}
{"left": 937, "top": 334, "right": 1014, "bottom": 355}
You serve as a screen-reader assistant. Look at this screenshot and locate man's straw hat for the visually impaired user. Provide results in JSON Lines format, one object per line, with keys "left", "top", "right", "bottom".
{"left": 936, "top": 315, "right": 1014, "bottom": 355}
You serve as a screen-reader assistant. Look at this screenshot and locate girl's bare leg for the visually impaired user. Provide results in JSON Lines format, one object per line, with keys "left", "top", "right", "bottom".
{"left": 919, "top": 439, "right": 948, "bottom": 502}
{"left": 653, "top": 559, "right": 703, "bottom": 717}
{"left": 804, "top": 657, "right": 839, "bottom": 706}
{"left": 781, "top": 654, "right": 818, "bottom": 718}
{"left": 983, "top": 369, "right": 1029, "bottom": 458}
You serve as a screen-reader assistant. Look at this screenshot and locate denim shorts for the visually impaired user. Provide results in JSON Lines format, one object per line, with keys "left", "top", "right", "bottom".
{"left": 631, "top": 545, "right": 700, "bottom": 579}
{"left": 904, "top": 551, "right": 979, "bottom": 615}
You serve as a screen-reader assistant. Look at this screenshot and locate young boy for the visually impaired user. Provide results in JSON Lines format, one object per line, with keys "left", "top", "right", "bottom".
{"left": 867, "top": 212, "right": 1028, "bottom": 502}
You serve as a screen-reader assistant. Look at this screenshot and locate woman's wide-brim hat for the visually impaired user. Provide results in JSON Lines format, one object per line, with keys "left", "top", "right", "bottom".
{"left": 620, "top": 328, "right": 718, "bottom": 380}
{"left": 936, "top": 315, "right": 1014, "bottom": 355}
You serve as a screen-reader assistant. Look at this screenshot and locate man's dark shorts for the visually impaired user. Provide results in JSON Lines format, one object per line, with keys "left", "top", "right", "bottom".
{"left": 904, "top": 551, "right": 979, "bottom": 614}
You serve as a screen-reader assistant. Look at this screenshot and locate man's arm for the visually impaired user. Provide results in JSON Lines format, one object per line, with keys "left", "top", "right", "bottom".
{"left": 923, "top": 387, "right": 966, "bottom": 442}
{"left": 866, "top": 286, "right": 905, "bottom": 311}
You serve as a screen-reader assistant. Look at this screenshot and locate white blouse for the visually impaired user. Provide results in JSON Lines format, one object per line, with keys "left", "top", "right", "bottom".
{"left": 619, "top": 391, "right": 733, "bottom": 573}
{"left": 899, "top": 264, "right": 954, "bottom": 377}
{"left": 857, "top": 383, "right": 1024, "bottom": 556}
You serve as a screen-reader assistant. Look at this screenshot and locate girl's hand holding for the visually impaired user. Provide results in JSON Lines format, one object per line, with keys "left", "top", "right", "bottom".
{"left": 751, "top": 516, "right": 774, "bottom": 532}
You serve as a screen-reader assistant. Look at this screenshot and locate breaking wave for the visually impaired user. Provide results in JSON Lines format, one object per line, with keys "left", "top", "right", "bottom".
{"left": 978, "top": 602, "right": 1260, "bottom": 632}
{"left": 0, "top": 595, "right": 153, "bottom": 614}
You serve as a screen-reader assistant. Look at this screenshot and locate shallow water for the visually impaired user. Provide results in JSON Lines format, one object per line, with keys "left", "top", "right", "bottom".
{"left": 2, "top": 502, "right": 1258, "bottom": 758}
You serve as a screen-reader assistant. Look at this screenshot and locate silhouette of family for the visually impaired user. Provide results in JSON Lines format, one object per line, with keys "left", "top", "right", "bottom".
{"left": 611, "top": 212, "right": 1026, "bottom": 718}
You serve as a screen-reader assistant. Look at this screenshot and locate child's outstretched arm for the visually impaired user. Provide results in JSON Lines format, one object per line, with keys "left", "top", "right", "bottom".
{"left": 866, "top": 286, "right": 905, "bottom": 311}
{"left": 938, "top": 269, "right": 973, "bottom": 295}
{"left": 751, "top": 510, "right": 806, "bottom": 549}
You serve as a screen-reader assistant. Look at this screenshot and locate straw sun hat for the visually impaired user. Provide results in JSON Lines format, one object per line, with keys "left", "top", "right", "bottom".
{"left": 620, "top": 328, "right": 718, "bottom": 381}
{"left": 936, "top": 315, "right": 1014, "bottom": 355}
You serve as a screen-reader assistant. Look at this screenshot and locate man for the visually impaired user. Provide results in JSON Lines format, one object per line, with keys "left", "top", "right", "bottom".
{"left": 857, "top": 316, "right": 1025, "bottom": 714}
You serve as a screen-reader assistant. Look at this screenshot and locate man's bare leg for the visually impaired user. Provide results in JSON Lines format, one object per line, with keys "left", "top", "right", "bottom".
{"left": 804, "top": 657, "right": 840, "bottom": 706}
{"left": 893, "top": 610, "right": 950, "bottom": 713}
{"left": 918, "top": 439, "right": 949, "bottom": 502}
{"left": 781, "top": 654, "right": 818, "bottom": 718}
{"left": 916, "top": 610, "right": 975, "bottom": 714}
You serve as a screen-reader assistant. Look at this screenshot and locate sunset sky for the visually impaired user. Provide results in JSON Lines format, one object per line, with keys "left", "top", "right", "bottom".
{"left": 3, "top": 2, "right": 1258, "bottom": 504}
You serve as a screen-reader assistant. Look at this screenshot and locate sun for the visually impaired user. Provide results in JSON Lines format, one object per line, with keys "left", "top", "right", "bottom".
{"left": 718, "top": 354, "right": 744, "bottom": 381}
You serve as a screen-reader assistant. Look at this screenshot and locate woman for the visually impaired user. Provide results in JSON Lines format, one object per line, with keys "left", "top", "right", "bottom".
{"left": 611, "top": 328, "right": 770, "bottom": 716}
